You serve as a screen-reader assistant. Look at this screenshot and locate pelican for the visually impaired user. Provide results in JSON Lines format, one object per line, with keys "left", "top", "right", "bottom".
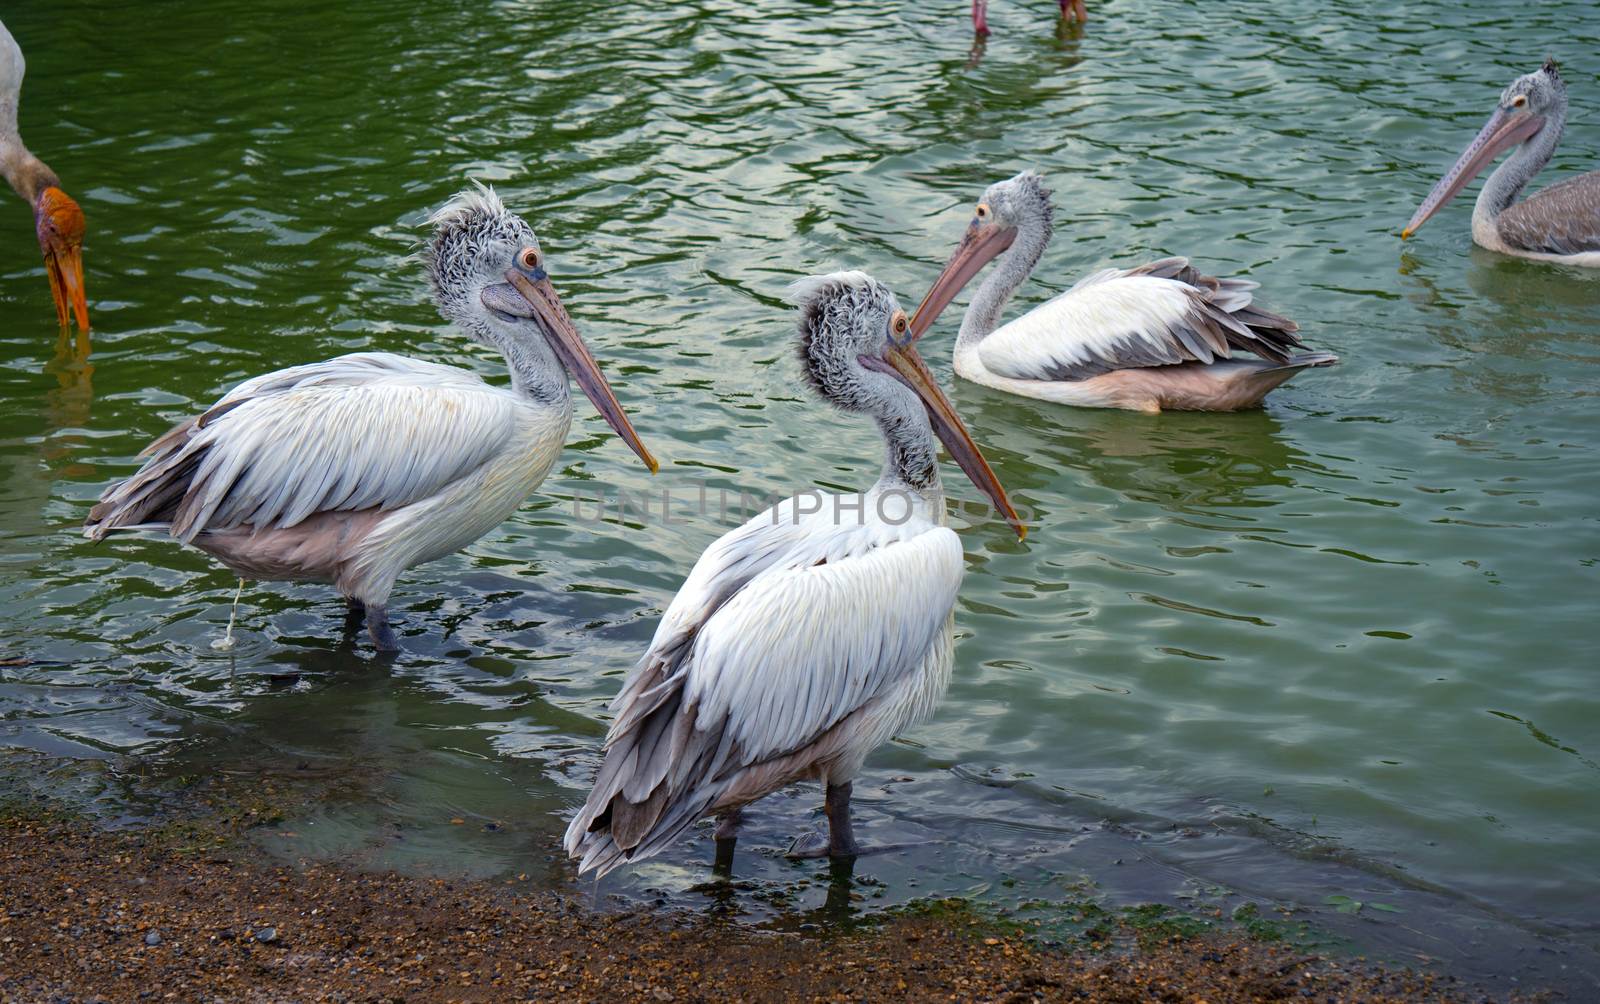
{"left": 972, "top": 0, "right": 1086, "bottom": 35}
{"left": 565, "top": 271, "right": 1023, "bottom": 876}
{"left": 1, "top": 18, "right": 88, "bottom": 330}
{"left": 906, "top": 171, "right": 1337, "bottom": 413}
{"left": 1403, "top": 59, "right": 1600, "bottom": 268}
{"left": 84, "top": 186, "right": 656, "bottom": 651}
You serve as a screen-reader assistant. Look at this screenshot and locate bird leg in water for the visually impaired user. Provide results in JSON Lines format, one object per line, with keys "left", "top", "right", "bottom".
{"left": 210, "top": 579, "right": 245, "bottom": 651}
{"left": 713, "top": 808, "right": 743, "bottom": 874}
{"left": 365, "top": 604, "right": 398, "bottom": 652}
{"left": 786, "top": 781, "right": 863, "bottom": 860}
{"left": 1059, "top": 0, "right": 1087, "bottom": 21}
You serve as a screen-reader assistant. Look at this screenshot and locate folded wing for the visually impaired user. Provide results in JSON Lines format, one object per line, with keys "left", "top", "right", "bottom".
{"left": 978, "top": 258, "right": 1302, "bottom": 382}
{"left": 1497, "top": 172, "right": 1600, "bottom": 256}
{"left": 85, "top": 352, "right": 522, "bottom": 541}
{"left": 565, "top": 506, "right": 963, "bottom": 876}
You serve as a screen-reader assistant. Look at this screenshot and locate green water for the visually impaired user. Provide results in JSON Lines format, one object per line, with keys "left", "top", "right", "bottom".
{"left": 2, "top": 0, "right": 1597, "bottom": 991}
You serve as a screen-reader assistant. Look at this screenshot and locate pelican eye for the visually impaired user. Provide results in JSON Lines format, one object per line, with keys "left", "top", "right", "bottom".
{"left": 889, "top": 309, "right": 910, "bottom": 341}
{"left": 1511, "top": 94, "right": 1528, "bottom": 109}
{"left": 975, "top": 202, "right": 991, "bottom": 221}
{"left": 519, "top": 247, "right": 541, "bottom": 271}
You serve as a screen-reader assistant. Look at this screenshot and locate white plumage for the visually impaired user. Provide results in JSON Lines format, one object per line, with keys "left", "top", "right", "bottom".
{"left": 975, "top": 271, "right": 1228, "bottom": 380}
{"left": 85, "top": 187, "right": 655, "bottom": 650}
{"left": 153, "top": 353, "right": 542, "bottom": 541}
{"left": 566, "top": 270, "right": 1021, "bottom": 876}
{"left": 911, "top": 172, "right": 1335, "bottom": 413}
{"left": 567, "top": 489, "right": 961, "bottom": 876}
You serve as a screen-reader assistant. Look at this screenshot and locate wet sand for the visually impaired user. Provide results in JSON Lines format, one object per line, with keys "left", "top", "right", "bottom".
{"left": 0, "top": 808, "right": 1514, "bottom": 1004}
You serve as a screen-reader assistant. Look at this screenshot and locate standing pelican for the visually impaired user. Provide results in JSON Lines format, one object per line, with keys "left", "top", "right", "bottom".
{"left": 972, "top": 0, "right": 1086, "bottom": 35}
{"left": 907, "top": 172, "right": 1336, "bottom": 413}
{"left": 565, "top": 271, "right": 1023, "bottom": 876}
{"left": 1403, "top": 59, "right": 1600, "bottom": 267}
{"left": 1, "top": 18, "right": 88, "bottom": 329}
{"left": 84, "top": 186, "right": 656, "bottom": 651}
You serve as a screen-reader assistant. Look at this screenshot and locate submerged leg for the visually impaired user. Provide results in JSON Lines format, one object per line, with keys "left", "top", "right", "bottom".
{"left": 713, "top": 808, "right": 743, "bottom": 874}
{"left": 210, "top": 579, "right": 246, "bottom": 651}
{"left": 365, "top": 603, "right": 399, "bottom": 652}
{"left": 786, "top": 781, "right": 863, "bottom": 860}
{"left": 823, "top": 781, "right": 861, "bottom": 858}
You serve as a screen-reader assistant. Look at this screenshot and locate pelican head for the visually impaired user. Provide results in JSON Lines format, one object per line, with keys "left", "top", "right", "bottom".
{"left": 908, "top": 170, "right": 1052, "bottom": 340}
{"left": 1403, "top": 59, "right": 1567, "bottom": 239}
{"left": 35, "top": 185, "right": 88, "bottom": 330}
{"left": 424, "top": 184, "right": 656, "bottom": 472}
{"left": 790, "top": 270, "right": 1023, "bottom": 537}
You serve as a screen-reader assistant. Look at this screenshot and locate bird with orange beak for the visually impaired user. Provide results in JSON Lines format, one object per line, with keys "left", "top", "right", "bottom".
{"left": 2, "top": 18, "right": 89, "bottom": 330}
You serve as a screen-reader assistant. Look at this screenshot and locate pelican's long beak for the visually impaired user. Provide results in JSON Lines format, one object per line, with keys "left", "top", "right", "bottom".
{"left": 35, "top": 187, "right": 89, "bottom": 330}
{"left": 1403, "top": 106, "right": 1543, "bottom": 239}
{"left": 505, "top": 269, "right": 659, "bottom": 473}
{"left": 907, "top": 218, "right": 1016, "bottom": 340}
{"left": 880, "top": 340, "right": 1025, "bottom": 539}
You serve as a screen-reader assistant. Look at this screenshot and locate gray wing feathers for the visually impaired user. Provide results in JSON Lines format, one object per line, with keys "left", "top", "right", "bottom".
{"left": 565, "top": 522, "right": 962, "bottom": 877}
{"left": 1131, "top": 257, "right": 1302, "bottom": 361}
{"left": 994, "top": 258, "right": 1303, "bottom": 384}
{"left": 85, "top": 353, "right": 508, "bottom": 542}
{"left": 1497, "top": 171, "right": 1600, "bottom": 256}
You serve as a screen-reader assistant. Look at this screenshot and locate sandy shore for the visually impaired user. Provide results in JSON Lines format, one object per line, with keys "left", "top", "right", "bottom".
{"left": 0, "top": 806, "right": 1514, "bottom": 1004}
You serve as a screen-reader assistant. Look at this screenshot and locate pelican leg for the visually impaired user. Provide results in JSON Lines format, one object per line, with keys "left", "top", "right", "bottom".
{"left": 210, "top": 579, "right": 246, "bottom": 652}
{"left": 786, "top": 781, "right": 863, "bottom": 860}
{"left": 365, "top": 604, "right": 399, "bottom": 652}
{"left": 823, "top": 781, "right": 861, "bottom": 857}
{"left": 713, "top": 808, "right": 743, "bottom": 874}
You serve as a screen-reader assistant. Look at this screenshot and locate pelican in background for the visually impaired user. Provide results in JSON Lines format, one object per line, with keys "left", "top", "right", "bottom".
{"left": 1, "top": 17, "right": 88, "bottom": 330}
{"left": 908, "top": 171, "right": 1336, "bottom": 413}
{"left": 1403, "top": 59, "right": 1600, "bottom": 267}
{"left": 85, "top": 186, "right": 656, "bottom": 651}
{"left": 566, "top": 271, "right": 1023, "bottom": 876}
{"left": 972, "top": 0, "right": 1086, "bottom": 36}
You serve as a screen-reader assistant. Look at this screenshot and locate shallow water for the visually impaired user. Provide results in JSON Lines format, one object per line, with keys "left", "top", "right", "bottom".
{"left": 2, "top": 0, "right": 1597, "bottom": 993}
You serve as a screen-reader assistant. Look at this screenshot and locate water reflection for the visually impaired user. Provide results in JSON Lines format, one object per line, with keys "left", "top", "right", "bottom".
{"left": 955, "top": 381, "right": 1315, "bottom": 512}
{"left": 44, "top": 325, "right": 94, "bottom": 453}
{"left": 0, "top": 0, "right": 1596, "bottom": 996}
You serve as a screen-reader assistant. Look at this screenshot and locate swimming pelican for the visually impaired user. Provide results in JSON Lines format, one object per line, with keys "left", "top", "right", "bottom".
{"left": 1403, "top": 59, "right": 1600, "bottom": 268}
{"left": 1, "top": 18, "right": 88, "bottom": 330}
{"left": 907, "top": 171, "right": 1336, "bottom": 413}
{"left": 565, "top": 271, "right": 1023, "bottom": 876}
{"left": 84, "top": 186, "right": 656, "bottom": 651}
{"left": 972, "top": 0, "right": 1086, "bottom": 36}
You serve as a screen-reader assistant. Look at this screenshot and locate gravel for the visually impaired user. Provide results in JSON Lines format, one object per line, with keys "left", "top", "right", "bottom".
{"left": 0, "top": 812, "right": 1515, "bottom": 1003}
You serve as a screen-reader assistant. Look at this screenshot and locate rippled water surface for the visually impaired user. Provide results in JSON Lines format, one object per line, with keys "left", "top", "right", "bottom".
{"left": 2, "top": 0, "right": 1597, "bottom": 992}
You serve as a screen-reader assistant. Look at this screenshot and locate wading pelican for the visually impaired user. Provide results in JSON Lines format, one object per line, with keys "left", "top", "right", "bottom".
{"left": 908, "top": 171, "right": 1336, "bottom": 413}
{"left": 565, "top": 271, "right": 1023, "bottom": 876}
{"left": 1403, "top": 59, "right": 1600, "bottom": 267}
{"left": 84, "top": 186, "right": 656, "bottom": 651}
{"left": 972, "top": 0, "right": 1086, "bottom": 35}
{"left": 1, "top": 18, "right": 88, "bottom": 330}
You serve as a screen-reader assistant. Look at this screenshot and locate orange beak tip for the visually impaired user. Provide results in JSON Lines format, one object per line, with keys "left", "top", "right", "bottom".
{"left": 1400, "top": 229, "right": 1413, "bottom": 240}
